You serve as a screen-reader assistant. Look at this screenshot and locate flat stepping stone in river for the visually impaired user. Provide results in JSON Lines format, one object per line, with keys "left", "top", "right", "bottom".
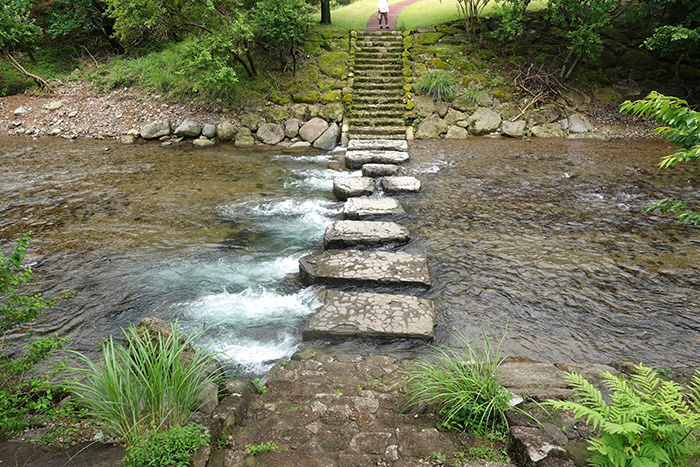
{"left": 343, "top": 197, "right": 405, "bottom": 220}
{"left": 347, "top": 139, "right": 408, "bottom": 152}
{"left": 362, "top": 163, "right": 400, "bottom": 177}
{"left": 381, "top": 176, "right": 421, "bottom": 193}
{"left": 298, "top": 250, "right": 431, "bottom": 288}
{"left": 324, "top": 220, "right": 410, "bottom": 249}
{"left": 345, "top": 150, "right": 410, "bottom": 169}
{"left": 303, "top": 290, "right": 436, "bottom": 341}
{"left": 333, "top": 177, "right": 375, "bottom": 200}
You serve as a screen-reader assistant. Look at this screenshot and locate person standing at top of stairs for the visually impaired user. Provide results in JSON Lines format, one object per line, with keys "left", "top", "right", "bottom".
{"left": 377, "top": 0, "right": 389, "bottom": 29}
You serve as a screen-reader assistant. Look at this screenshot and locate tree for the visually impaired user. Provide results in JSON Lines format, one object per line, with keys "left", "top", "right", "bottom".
{"left": 0, "top": 0, "right": 51, "bottom": 89}
{"left": 493, "top": 0, "right": 533, "bottom": 40}
{"left": 620, "top": 92, "right": 700, "bottom": 225}
{"left": 252, "top": 0, "right": 313, "bottom": 73}
{"left": 320, "top": 0, "right": 330, "bottom": 24}
{"left": 47, "top": 0, "right": 122, "bottom": 51}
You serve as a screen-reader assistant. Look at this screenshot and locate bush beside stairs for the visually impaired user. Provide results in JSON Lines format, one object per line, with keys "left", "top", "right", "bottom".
{"left": 347, "top": 30, "right": 407, "bottom": 140}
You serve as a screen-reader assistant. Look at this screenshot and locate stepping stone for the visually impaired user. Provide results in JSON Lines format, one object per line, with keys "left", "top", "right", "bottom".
{"left": 333, "top": 177, "right": 375, "bottom": 200}
{"left": 343, "top": 197, "right": 405, "bottom": 220}
{"left": 303, "top": 290, "right": 436, "bottom": 341}
{"left": 347, "top": 139, "right": 408, "bottom": 152}
{"left": 381, "top": 176, "right": 421, "bottom": 193}
{"left": 345, "top": 150, "right": 410, "bottom": 169}
{"left": 362, "top": 163, "right": 400, "bottom": 177}
{"left": 324, "top": 220, "right": 410, "bottom": 249}
{"left": 298, "top": 250, "right": 431, "bottom": 288}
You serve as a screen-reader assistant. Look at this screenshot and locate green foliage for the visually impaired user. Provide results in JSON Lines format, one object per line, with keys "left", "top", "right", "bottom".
{"left": 402, "top": 330, "right": 512, "bottom": 436}
{"left": 0, "top": 0, "right": 41, "bottom": 52}
{"left": 122, "top": 423, "right": 210, "bottom": 467}
{"left": 245, "top": 442, "right": 278, "bottom": 456}
{"left": 47, "top": 0, "right": 118, "bottom": 47}
{"left": 635, "top": 0, "right": 700, "bottom": 58}
{"left": 253, "top": 0, "right": 314, "bottom": 69}
{"left": 644, "top": 25, "right": 700, "bottom": 57}
{"left": 252, "top": 378, "right": 268, "bottom": 394}
{"left": 416, "top": 69, "right": 457, "bottom": 102}
{"left": 0, "top": 233, "right": 71, "bottom": 441}
{"left": 456, "top": 0, "right": 490, "bottom": 41}
{"left": 68, "top": 324, "right": 221, "bottom": 446}
{"left": 548, "top": 363, "right": 700, "bottom": 467}
{"left": 493, "top": 0, "right": 532, "bottom": 40}
{"left": 620, "top": 91, "right": 700, "bottom": 224}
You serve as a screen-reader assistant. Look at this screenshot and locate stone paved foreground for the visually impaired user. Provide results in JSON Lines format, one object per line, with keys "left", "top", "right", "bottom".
{"left": 345, "top": 150, "right": 410, "bottom": 169}
{"left": 303, "top": 290, "right": 436, "bottom": 341}
{"left": 298, "top": 250, "right": 431, "bottom": 288}
{"left": 347, "top": 139, "right": 408, "bottom": 152}
{"left": 324, "top": 220, "right": 410, "bottom": 249}
{"left": 343, "top": 197, "right": 406, "bottom": 220}
{"left": 333, "top": 177, "right": 376, "bottom": 200}
{"left": 381, "top": 176, "right": 422, "bottom": 193}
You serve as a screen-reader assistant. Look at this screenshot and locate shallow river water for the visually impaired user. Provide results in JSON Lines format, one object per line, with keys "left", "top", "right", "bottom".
{"left": 0, "top": 136, "right": 698, "bottom": 374}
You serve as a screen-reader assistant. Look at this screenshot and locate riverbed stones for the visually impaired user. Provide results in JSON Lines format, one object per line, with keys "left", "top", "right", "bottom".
{"left": 257, "top": 123, "right": 285, "bottom": 145}
{"left": 174, "top": 118, "right": 202, "bottom": 138}
{"left": 299, "top": 117, "right": 329, "bottom": 142}
{"left": 344, "top": 150, "right": 410, "bottom": 169}
{"left": 362, "top": 163, "right": 400, "bottom": 177}
{"left": 192, "top": 137, "right": 215, "bottom": 148}
{"left": 298, "top": 250, "right": 431, "bottom": 288}
{"left": 502, "top": 120, "right": 526, "bottom": 138}
{"left": 201, "top": 123, "right": 216, "bottom": 139}
{"left": 343, "top": 197, "right": 405, "bottom": 220}
{"left": 333, "top": 177, "right": 375, "bottom": 200}
{"left": 234, "top": 127, "right": 255, "bottom": 148}
{"left": 381, "top": 176, "right": 421, "bottom": 193}
{"left": 140, "top": 119, "right": 171, "bottom": 139}
{"left": 216, "top": 121, "right": 236, "bottom": 141}
{"left": 347, "top": 139, "right": 408, "bottom": 152}
{"left": 323, "top": 220, "right": 410, "bottom": 249}
{"left": 415, "top": 116, "right": 448, "bottom": 139}
{"left": 313, "top": 122, "right": 340, "bottom": 150}
{"left": 284, "top": 118, "right": 301, "bottom": 138}
{"left": 467, "top": 107, "right": 501, "bottom": 135}
{"left": 303, "top": 291, "right": 436, "bottom": 340}
{"left": 531, "top": 123, "right": 564, "bottom": 138}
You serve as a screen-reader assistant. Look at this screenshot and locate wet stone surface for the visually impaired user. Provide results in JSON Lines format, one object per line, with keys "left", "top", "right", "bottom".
{"left": 303, "top": 290, "right": 436, "bottom": 340}
{"left": 298, "top": 250, "right": 431, "bottom": 288}
{"left": 344, "top": 150, "right": 411, "bottom": 169}
{"left": 333, "top": 177, "right": 376, "bottom": 200}
{"left": 343, "top": 197, "right": 406, "bottom": 220}
{"left": 381, "top": 176, "right": 422, "bottom": 193}
{"left": 362, "top": 163, "right": 401, "bottom": 177}
{"left": 347, "top": 139, "right": 408, "bottom": 152}
{"left": 323, "top": 220, "right": 410, "bottom": 249}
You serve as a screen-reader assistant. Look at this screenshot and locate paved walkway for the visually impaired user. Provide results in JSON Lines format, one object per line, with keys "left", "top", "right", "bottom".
{"left": 364, "top": 0, "right": 426, "bottom": 30}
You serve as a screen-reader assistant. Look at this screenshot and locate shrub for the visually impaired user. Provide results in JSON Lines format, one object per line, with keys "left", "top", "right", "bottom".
{"left": 402, "top": 330, "right": 512, "bottom": 436}
{"left": 68, "top": 324, "right": 221, "bottom": 446}
{"left": 548, "top": 363, "right": 700, "bottom": 467}
{"left": 122, "top": 423, "right": 210, "bottom": 467}
{"left": 416, "top": 70, "right": 457, "bottom": 102}
{"left": 245, "top": 442, "right": 278, "bottom": 456}
{"left": 1, "top": 233, "right": 72, "bottom": 440}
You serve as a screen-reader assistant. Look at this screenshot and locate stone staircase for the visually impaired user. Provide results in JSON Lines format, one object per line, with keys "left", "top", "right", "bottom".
{"left": 347, "top": 30, "right": 407, "bottom": 140}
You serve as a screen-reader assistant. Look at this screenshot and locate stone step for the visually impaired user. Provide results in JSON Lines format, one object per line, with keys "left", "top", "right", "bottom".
{"left": 354, "top": 63, "right": 402, "bottom": 70}
{"left": 357, "top": 31, "right": 402, "bottom": 37}
{"left": 353, "top": 96, "right": 403, "bottom": 105}
{"left": 356, "top": 43, "right": 403, "bottom": 50}
{"left": 324, "top": 220, "right": 410, "bottom": 249}
{"left": 353, "top": 82, "right": 403, "bottom": 91}
{"left": 348, "top": 139, "right": 408, "bottom": 151}
{"left": 353, "top": 68, "right": 402, "bottom": 75}
{"left": 346, "top": 133, "right": 406, "bottom": 140}
{"left": 332, "top": 176, "right": 375, "bottom": 200}
{"left": 381, "top": 176, "right": 421, "bottom": 193}
{"left": 348, "top": 117, "right": 405, "bottom": 127}
{"left": 347, "top": 126, "right": 407, "bottom": 136}
{"left": 344, "top": 149, "right": 410, "bottom": 169}
{"left": 362, "top": 163, "right": 400, "bottom": 177}
{"left": 355, "top": 76, "right": 403, "bottom": 84}
{"left": 351, "top": 107, "right": 405, "bottom": 117}
{"left": 298, "top": 250, "right": 431, "bottom": 288}
{"left": 355, "top": 53, "right": 403, "bottom": 60}
{"left": 343, "top": 197, "right": 406, "bottom": 219}
{"left": 303, "top": 290, "right": 436, "bottom": 341}
{"left": 353, "top": 93, "right": 403, "bottom": 101}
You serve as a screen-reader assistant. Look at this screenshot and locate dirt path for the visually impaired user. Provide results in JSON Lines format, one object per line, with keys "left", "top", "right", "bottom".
{"left": 364, "top": 0, "right": 426, "bottom": 30}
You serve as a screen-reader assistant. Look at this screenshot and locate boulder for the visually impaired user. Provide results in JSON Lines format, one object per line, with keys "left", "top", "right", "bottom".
{"left": 240, "top": 113, "right": 263, "bottom": 131}
{"left": 13, "top": 106, "right": 28, "bottom": 116}
{"left": 467, "top": 107, "right": 501, "bottom": 136}
{"left": 121, "top": 134, "right": 135, "bottom": 145}
{"left": 445, "top": 126, "right": 468, "bottom": 139}
{"left": 531, "top": 123, "right": 564, "bottom": 138}
{"left": 216, "top": 121, "right": 236, "bottom": 141}
{"left": 444, "top": 108, "right": 466, "bottom": 125}
{"left": 140, "top": 119, "right": 171, "bottom": 139}
{"left": 313, "top": 123, "right": 340, "bottom": 150}
{"left": 567, "top": 114, "right": 592, "bottom": 134}
{"left": 289, "top": 104, "right": 310, "bottom": 120}
{"left": 319, "top": 102, "right": 343, "bottom": 123}
{"left": 500, "top": 102, "right": 520, "bottom": 121}
{"left": 264, "top": 105, "right": 288, "bottom": 122}
{"left": 299, "top": 117, "right": 329, "bottom": 142}
{"left": 284, "top": 118, "right": 302, "bottom": 138}
{"left": 435, "top": 102, "right": 449, "bottom": 118}
{"left": 451, "top": 95, "right": 476, "bottom": 113}
{"left": 475, "top": 90, "right": 492, "bottom": 107}
{"left": 320, "top": 90, "right": 342, "bottom": 103}
{"left": 560, "top": 88, "right": 591, "bottom": 109}
{"left": 414, "top": 95, "right": 436, "bottom": 118}
{"left": 289, "top": 141, "right": 311, "bottom": 149}
{"left": 193, "top": 137, "right": 215, "bottom": 148}
{"left": 174, "top": 119, "right": 202, "bottom": 138}
{"left": 202, "top": 123, "right": 216, "bottom": 139}
{"left": 257, "top": 123, "right": 286, "bottom": 145}
{"left": 592, "top": 85, "right": 623, "bottom": 105}
{"left": 234, "top": 128, "right": 255, "bottom": 148}
{"left": 415, "top": 116, "right": 447, "bottom": 139}
{"left": 501, "top": 120, "right": 526, "bottom": 138}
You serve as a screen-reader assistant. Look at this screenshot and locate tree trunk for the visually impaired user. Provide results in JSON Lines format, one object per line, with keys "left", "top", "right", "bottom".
{"left": 320, "top": 0, "right": 331, "bottom": 24}
{"left": 3, "top": 52, "right": 52, "bottom": 91}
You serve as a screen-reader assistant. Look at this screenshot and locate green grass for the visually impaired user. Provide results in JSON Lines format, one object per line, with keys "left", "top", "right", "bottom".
{"left": 314, "top": 0, "right": 408, "bottom": 30}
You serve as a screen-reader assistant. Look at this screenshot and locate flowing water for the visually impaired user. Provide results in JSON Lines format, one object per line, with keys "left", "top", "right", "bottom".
{"left": 0, "top": 136, "right": 698, "bottom": 375}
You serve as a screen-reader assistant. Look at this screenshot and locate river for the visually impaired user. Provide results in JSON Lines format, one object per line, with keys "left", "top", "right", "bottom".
{"left": 0, "top": 136, "right": 697, "bottom": 375}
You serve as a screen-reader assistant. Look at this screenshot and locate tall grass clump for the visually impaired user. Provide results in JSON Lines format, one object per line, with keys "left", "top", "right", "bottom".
{"left": 416, "top": 69, "right": 457, "bottom": 101}
{"left": 403, "top": 330, "right": 512, "bottom": 436}
{"left": 69, "top": 324, "right": 220, "bottom": 446}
